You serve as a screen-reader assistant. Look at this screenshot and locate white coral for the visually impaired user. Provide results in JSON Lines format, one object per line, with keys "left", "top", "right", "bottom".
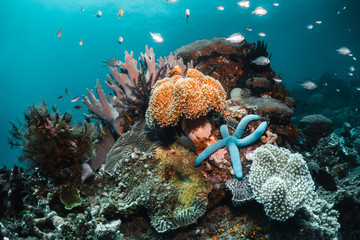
{"left": 247, "top": 144, "right": 315, "bottom": 221}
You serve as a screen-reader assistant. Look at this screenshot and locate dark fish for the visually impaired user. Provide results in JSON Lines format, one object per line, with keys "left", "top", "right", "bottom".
{"left": 57, "top": 27, "right": 62, "bottom": 39}
{"left": 175, "top": 132, "right": 196, "bottom": 152}
{"left": 71, "top": 96, "right": 80, "bottom": 103}
{"left": 57, "top": 95, "right": 63, "bottom": 101}
{"left": 74, "top": 105, "right": 83, "bottom": 110}
{"left": 103, "top": 57, "right": 121, "bottom": 67}
{"left": 65, "top": 88, "right": 69, "bottom": 95}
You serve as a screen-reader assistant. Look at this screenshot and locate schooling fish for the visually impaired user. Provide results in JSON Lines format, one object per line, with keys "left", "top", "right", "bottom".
{"left": 336, "top": 47, "right": 351, "bottom": 55}
{"left": 95, "top": 10, "right": 102, "bottom": 18}
{"left": 237, "top": 1, "right": 250, "bottom": 8}
{"left": 252, "top": 6, "right": 267, "bottom": 16}
{"left": 167, "top": 0, "right": 177, "bottom": 3}
{"left": 258, "top": 32, "right": 266, "bottom": 37}
{"left": 297, "top": 80, "right": 317, "bottom": 90}
{"left": 306, "top": 25, "right": 313, "bottom": 30}
{"left": 74, "top": 105, "right": 83, "bottom": 110}
{"left": 117, "top": 8, "right": 124, "bottom": 19}
{"left": 273, "top": 3, "right": 279, "bottom": 7}
{"left": 273, "top": 78, "right": 282, "bottom": 83}
{"left": 251, "top": 56, "right": 270, "bottom": 65}
{"left": 246, "top": 27, "right": 253, "bottom": 31}
{"left": 225, "top": 33, "right": 244, "bottom": 43}
{"left": 149, "top": 31, "right": 164, "bottom": 43}
{"left": 71, "top": 96, "right": 80, "bottom": 103}
{"left": 103, "top": 57, "right": 122, "bottom": 67}
{"left": 65, "top": 88, "right": 69, "bottom": 95}
{"left": 57, "top": 28, "right": 62, "bottom": 39}
{"left": 217, "top": 6, "right": 224, "bottom": 11}
{"left": 118, "top": 36, "right": 123, "bottom": 44}
{"left": 186, "top": 9, "right": 190, "bottom": 24}
{"left": 79, "top": 39, "right": 83, "bottom": 46}
{"left": 57, "top": 95, "right": 63, "bottom": 101}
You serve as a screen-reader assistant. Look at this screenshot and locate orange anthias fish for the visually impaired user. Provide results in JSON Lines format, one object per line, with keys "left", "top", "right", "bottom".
{"left": 117, "top": 8, "right": 124, "bottom": 19}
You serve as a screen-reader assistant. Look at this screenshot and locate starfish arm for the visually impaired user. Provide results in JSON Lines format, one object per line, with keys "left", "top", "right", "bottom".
{"left": 195, "top": 139, "right": 227, "bottom": 166}
{"left": 220, "top": 124, "right": 230, "bottom": 138}
{"left": 233, "top": 115, "right": 260, "bottom": 139}
{"left": 228, "top": 141, "right": 243, "bottom": 179}
{"left": 235, "top": 121, "right": 268, "bottom": 147}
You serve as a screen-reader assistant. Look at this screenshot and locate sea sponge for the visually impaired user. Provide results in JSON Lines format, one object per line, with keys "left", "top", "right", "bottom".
{"left": 146, "top": 69, "right": 226, "bottom": 127}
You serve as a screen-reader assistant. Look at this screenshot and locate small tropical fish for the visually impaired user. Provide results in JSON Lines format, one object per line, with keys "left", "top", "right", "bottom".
{"left": 81, "top": 7, "right": 84, "bottom": 12}
{"left": 71, "top": 96, "right": 80, "bottom": 103}
{"left": 246, "top": 27, "right": 253, "bottom": 31}
{"left": 74, "top": 105, "right": 83, "bottom": 110}
{"left": 252, "top": 6, "right": 267, "bottom": 16}
{"left": 57, "top": 95, "right": 63, "bottom": 101}
{"left": 95, "top": 10, "right": 102, "bottom": 18}
{"left": 96, "top": 121, "right": 106, "bottom": 136}
{"left": 297, "top": 80, "right": 317, "bottom": 90}
{"left": 315, "top": 20, "right": 322, "bottom": 24}
{"left": 356, "top": 87, "right": 360, "bottom": 91}
{"left": 336, "top": 47, "right": 351, "bottom": 55}
{"left": 225, "top": 33, "right": 244, "bottom": 43}
{"left": 149, "top": 31, "right": 164, "bottom": 43}
{"left": 349, "top": 66, "right": 355, "bottom": 72}
{"left": 349, "top": 53, "right": 353, "bottom": 57}
{"left": 337, "top": 11, "right": 340, "bottom": 15}
{"left": 79, "top": 39, "right": 83, "bottom": 46}
{"left": 65, "top": 88, "right": 69, "bottom": 95}
{"left": 273, "top": 3, "right": 279, "bottom": 7}
{"left": 306, "top": 25, "right": 313, "bottom": 30}
{"left": 343, "top": 6, "right": 346, "bottom": 10}
{"left": 336, "top": 88, "right": 340, "bottom": 92}
{"left": 118, "top": 36, "right": 123, "bottom": 44}
{"left": 251, "top": 56, "right": 270, "bottom": 65}
{"left": 273, "top": 78, "right": 282, "bottom": 83}
{"left": 323, "top": 82, "right": 328, "bottom": 86}
{"left": 344, "top": 122, "right": 351, "bottom": 128}
{"left": 117, "top": 8, "right": 124, "bottom": 19}
{"left": 57, "top": 28, "right": 62, "bottom": 39}
{"left": 348, "top": 72, "right": 353, "bottom": 76}
{"left": 186, "top": 9, "right": 190, "bottom": 24}
{"left": 217, "top": 6, "right": 224, "bottom": 11}
{"left": 175, "top": 132, "right": 196, "bottom": 152}
{"left": 258, "top": 32, "right": 266, "bottom": 37}
{"left": 103, "top": 57, "right": 122, "bottom": 67}
{"left": 353, "top": 57, "right": 357, "bottom": 61}
{"left": 167, "top": 0, "right": 177, "bottom": 3}
{"left": 237, "top": 1, "right": 250, "bottom": 8}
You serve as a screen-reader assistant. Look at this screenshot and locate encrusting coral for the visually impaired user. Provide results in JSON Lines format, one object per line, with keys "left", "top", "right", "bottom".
{"left": 145, "top": 68, "right": 227, "bottom": 127}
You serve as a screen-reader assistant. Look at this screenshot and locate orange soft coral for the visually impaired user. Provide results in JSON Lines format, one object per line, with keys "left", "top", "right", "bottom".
{"left": 146, "top": 69, "right": 226, "bottom": 127}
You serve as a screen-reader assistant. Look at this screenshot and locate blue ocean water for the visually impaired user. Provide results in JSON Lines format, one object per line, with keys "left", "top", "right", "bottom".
{"left": 0, "top": 0, "right": 359, "bottom": 168}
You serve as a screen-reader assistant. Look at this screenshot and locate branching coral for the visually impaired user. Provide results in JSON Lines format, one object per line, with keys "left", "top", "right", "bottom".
{"left": 145, "top": 69, "right": 227, "bottom": 127}
{"left": 83, "top": 46, "right": 192, "bottom": 135}
{"left": 8, "top": 100, "right": 97, "bottom": 185}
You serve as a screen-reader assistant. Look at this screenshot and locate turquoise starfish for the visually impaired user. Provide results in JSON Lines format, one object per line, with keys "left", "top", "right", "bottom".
{"left": 195, "top": 115, "right": 267, "bottom": 179}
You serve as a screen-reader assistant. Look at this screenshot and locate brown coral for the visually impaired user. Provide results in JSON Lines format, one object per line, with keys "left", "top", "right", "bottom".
{"left": 146, "top": 69, "right": 226, "bottom": 127}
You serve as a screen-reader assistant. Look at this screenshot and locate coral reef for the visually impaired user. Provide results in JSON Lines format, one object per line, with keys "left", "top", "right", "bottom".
{"left": 5, "top": 38, "right": 358, "bottom": 239}
{"left": 145, "top": 68, "right": 226, "bottom": 127}
{"left": 7, "top": 101, "right": 97, "bottom": 185}
{"left": 247, "top": 144, "right": 315, "bottom": 221}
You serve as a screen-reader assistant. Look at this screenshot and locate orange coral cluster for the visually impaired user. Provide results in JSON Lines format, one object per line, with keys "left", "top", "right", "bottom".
{"left": 146, "top": 69, "right": 226, "bottom": 127}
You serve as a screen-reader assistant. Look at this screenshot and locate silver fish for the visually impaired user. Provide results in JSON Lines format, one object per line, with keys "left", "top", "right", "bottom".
{"left": 251, "top": 56, "right": 270, "bottom": 65}
{"left": 103, "top": 57, "right": 121, "bottom": 67}
{"left": 298, "top": 80, "right": 317, "bottom": 90}
{"left": 71, "top": 96, "right": 80, "bottom": 103}
{"left": 225, "top": 33, "right": 245, "bottom": 43}
{"left": 336, "top": 47, "right": 351, "bottom": 55}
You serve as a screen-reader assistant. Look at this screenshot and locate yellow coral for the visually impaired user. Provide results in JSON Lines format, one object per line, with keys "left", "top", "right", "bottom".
{"left": 146, "top": 69, "right": 226, "bottom": 127}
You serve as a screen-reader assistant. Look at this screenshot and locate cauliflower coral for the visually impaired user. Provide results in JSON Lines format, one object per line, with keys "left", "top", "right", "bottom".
{"left": 145, "top": 69, "right": 226, "bottom": 127}
{"left": 247, "top": 144, "right": 315, "bottom": 221}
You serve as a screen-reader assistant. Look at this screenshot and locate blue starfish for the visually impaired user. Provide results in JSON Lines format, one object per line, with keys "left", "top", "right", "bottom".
{"left": 195, "top": 115, "right": 267, "bottom": 179}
